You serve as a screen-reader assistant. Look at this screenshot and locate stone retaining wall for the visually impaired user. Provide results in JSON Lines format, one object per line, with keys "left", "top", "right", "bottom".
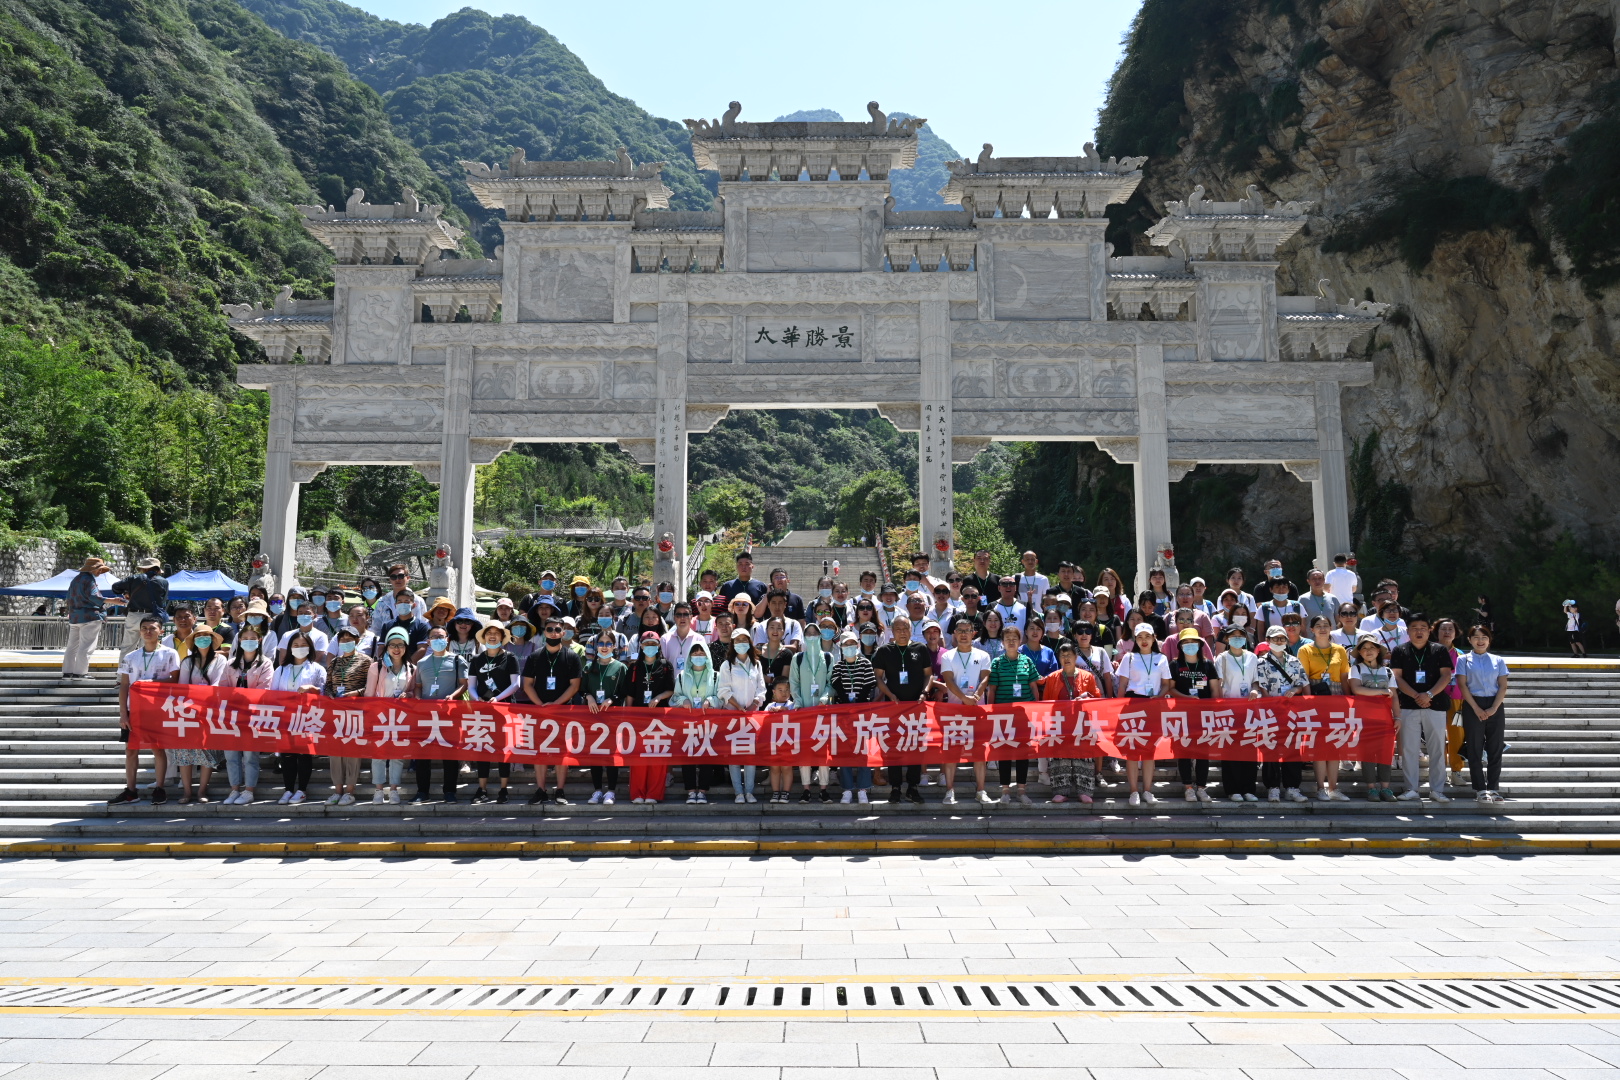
{"left": 0, "top": 540, "right": 136, "bottom": 616}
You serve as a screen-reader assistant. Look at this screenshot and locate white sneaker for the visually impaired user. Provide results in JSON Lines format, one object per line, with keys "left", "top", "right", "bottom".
{"left": 1316, "top": 787, "right": 1333, "bottom": 801}
{"left": 1330, "top": 790, "right": 1350, "bottom": 802}
{"left": 1184, "top": 788, "right": 1197, "bottom": 803}
{"left": 943, "top": 789, "right": 958, "bottom": 805}
{"left": 734, "top": 794, "right": 746, "bottom": 803}
{"left": 603, "top": 792, "right": 615, "bottom": 805}
{"left": 338, "top": 793, "right": 355, "bottom": 806}
{"left": 1396, "top": 789, "right": 1422, "bottom": 801}
{"left": 290, "top": 791, "right": 305, "bottom": 805}
{"left": 840, "top": 790, "right": 853, "bottom": 804}
{"left": 1128, "top": 791, "right": 1141, "bottom": 806}
{"left": 1266, "top": 787, "right": 1281, "bottom": 803}
{"left": 238, "top": 791, "right": 254, "bottom": 806}
{"left": 1429, "top": 790, "right": 1451, "bottom": 803}
{"left": 589, "top": 791, "right": 605, "bottom": 805}
{"left": 974, "top": 789, "right": 994, "bottom": 805}
{"left": 1231, "top": 793, "right": 1246, "bottom": 804}
{"left": 921, "top": 774, "right": 936, "bottom": 786}
{"left": 1196, "top": 788, "right": 1213, "bottom": 804}
{"left": 1141, "top": 790, "right": 1157, "bottom": 805}
{"left": 745, "top": 793, "right": 757, "bottom": 803}
{"left": 388, "top": 791, "right": 401, "bottom": 804}
{"left": 1016, "top": 790, "right": 1033, "bottom": 806}
{"left": 857, "top": 790, "right": 868, "bottom": 804}
{"left": 372, "top": 791, "right": 385, "bottom": 804}
{"left": 1242, "top": 793, "right": 1259, "bottom": 802}
{"left": 1286, "top": 788, "right": 1307, "bottom": 803}
{"left": 325, "top": 794, "right": 341, "bottom": 805}
{"left": 277, "top": 791, "right": 293, "bottom": 804}
{"left": 998, "top": 789, "right": 1012, "bottom": 804}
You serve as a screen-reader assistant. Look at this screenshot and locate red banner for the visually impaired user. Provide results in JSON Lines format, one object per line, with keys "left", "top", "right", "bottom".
{"left": 128, "top": 684, "right": 1394, "bottom": 765}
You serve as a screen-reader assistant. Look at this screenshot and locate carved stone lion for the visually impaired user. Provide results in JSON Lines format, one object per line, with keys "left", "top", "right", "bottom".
{"left": 425, "top": 544, "right": 456, "bottom": 601}
{"left": 246, "top": 553, "right": 276, "bottom": 597}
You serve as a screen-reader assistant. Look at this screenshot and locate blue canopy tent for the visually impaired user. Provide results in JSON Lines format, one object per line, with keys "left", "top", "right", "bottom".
{"left": 0, "top": 569, "right": 116, "bottom": 597}
{"left": 161, "top": 570, "right": 250, "bottom": 601}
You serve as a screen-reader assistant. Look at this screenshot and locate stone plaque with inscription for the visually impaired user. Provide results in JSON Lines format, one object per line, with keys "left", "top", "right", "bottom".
{"left": 744, "top": 318, "right": 861, "bottom": 362}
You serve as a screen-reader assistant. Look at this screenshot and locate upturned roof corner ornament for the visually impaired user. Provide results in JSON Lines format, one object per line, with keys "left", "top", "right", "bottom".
{"left": 682, "top": 101, "right": 924, "bottom": 181}
{"left": 1145, "top": 184, "right": 1315, "bottom": 260}
{"left": 939, "top": 142, "right": 1146, "bottom": 219}
{"left": 459, "top": 146, "right": 672, "bottom": 221}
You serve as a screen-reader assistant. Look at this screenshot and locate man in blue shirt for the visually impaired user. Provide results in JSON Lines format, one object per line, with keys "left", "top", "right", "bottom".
{"left": 719, "top": 552, "right": 767, "bottom": 607}
{"left": 62, "top": 556, "right": 107, "bottom": 683}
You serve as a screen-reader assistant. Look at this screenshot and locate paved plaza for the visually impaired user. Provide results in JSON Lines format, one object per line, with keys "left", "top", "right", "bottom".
{"left": 0, "top": 854, "right": 1616, "bottom": 1077}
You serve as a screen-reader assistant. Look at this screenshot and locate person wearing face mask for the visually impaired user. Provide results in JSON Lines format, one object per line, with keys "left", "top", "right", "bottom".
{"left": 220, "top": 625, "right": 273, "bottom": 805}
{"left": 446, "top": 608, "right": 483, "bottom": 661}
{"left": 383, "top": 589, "right": 431, "bottom": 662}
{"left": 238, "top": 598, "right": 280, "bottom": 661}
{"left": 1389, "top": 613, "right": 1454, "bottom": 803}
{"left": 1348, "top": 633, "right": 1398, "bottom": 801}
{"left": 850, "top": 602, "right": 883, "bottom": 656}
{"left": 271, "top": 630, "right": 327, "bottom": 805}
{"left": 1212, "top": 589, "right": 1251, "bottom": 638}
{"left": 505, "top": 613, "right": 538, "bottom": 664}
{"left": 814, "top": 575, "right": 836, "bottom": 612}
{"left": 278, "top": 601, "right": 330, "bottom": 668}
{"left": 1167, "top": 627, "right": 1220, "bottom": 804}
{"left": 624, "top": 632, "right": 676, "bottom": 803}
{"left": 466, "top": 623, "right": 521, "bottom": 803}
{"left": 718, "top": 628, "right": 767, "bottom": 804}
{"left": 522, "top": 619, "right": 583, "bottom": 804}
{"left": 323, "top": 625, "right": 371, "bottom": 805}
{"left": 315, "top": 589, "right": 347, "bottom": 640}
{"left": 357, "top": 577, "right": 382, "bottom": 611}
{"left": 1256, "top": 625, "right": 1311, "bottom": 803}
{"left": 1299, "top": 615, "right": 1352, "bottom": 802}
{"left": 757, "top": 617, "right": 793, "bottom": 697}
{"left": 344, "top": 605, "right": 375, "bottom": 657}
{"left": 789, "top": 615, "right": 839, "bottom": 802}
{"left": 364, "top": 627, "right": 417, "bottom": 803}
{"left": 986, "top": 625, "right": 1040, "bottom": 805}
{"left": 830, "top": 630, "right": 879, "bottom": 804}
{"left": 413, "top": 626, "right": 470, "bottom": 804}
{"left": 172, "top": 624, "right": 231, "bottom": 804}
{"left": 267, "top": 591, "right": 290, "bottom": 634}
{"left": 653, "top": 580, "right": 680, "bottom": 622}
{"left": 1039, "top": 641, "right": 1100, "bottom": 805}
{"left": 109, "top": 614, "right": 179, "bottom": 805}
{"left": 873, "top": 584, "right": 903, "bottom": 638}
{"left": 271, "top": 587, "right": 304, "bottom": 638}
{"left": 563, "top": 575, "right": 592, "bottom": 619}
{"left": 1257, "top": 575, "right": 1305, "bottom": 634}
{"left": 582, "top": 634, "right": 629, "bottom": 804}
{"left": 1114, "top": 624, "right": 1172, "bottom": 806}
{"left": 1364, "top": 600, "right": 1409, "bottom": 653}
{"left": 1213, "top": 625, "right": 1261, "bottom": 803}
{"left": 671, "top": 639, "right": 722, "bottom": 804}
{"left": 604, "top": 576, "right": 633, "bottom": 626}
{"left": 523, "top": 570, "right": 561, "bottom": 622}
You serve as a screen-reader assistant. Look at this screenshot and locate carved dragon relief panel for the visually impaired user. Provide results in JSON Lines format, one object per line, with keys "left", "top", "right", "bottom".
{"left": 346, "top": 288, "right": 411, "bottom": 364}
{"left": 518, "top": 247, "right": 616, "bottom": 322}
{"left": 687, "top": 317, "right": 732, "bottom": 361}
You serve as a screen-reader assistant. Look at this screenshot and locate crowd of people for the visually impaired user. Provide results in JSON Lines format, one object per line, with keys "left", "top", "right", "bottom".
{"left": 64, "top": 548, "right": 1513, "bottom": 811}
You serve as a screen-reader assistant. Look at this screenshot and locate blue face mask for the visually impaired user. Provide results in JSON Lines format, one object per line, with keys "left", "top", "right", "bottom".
{"left": 642, "top": 645, "right": 659, "bottom": 658}
{"left": 239, "top": 638, "right": 259, "bottom": 652}
{"left": 598, "top": 616, "right": 613, "bottom": 628}
{"left": 296, "top": 614, "right": 313, "bottom": 627}
{"left": 1230, "top": 637, "right": 1246, "bottom": 649}
{"left": 430, "top": 638, "right": 448, "bottom": 652}
{"left": 574, "top": 585, "right": 588, "bottom": 597}
{"left": 842, "top": 645, "right": 860, "bottom": 659}
{"left": 734, "top": 641, "right": 750, "bottom": 655}
{"left": 511, "top": 626, "right": 528, "bottom": 638}
{"left": 689, "top": 655, "right": 708, "bottom": 670}
{"left": 541, "top": 580, "right": 555, "bottom": 591}
{"left": 325, "top": 599, "right": 342, "bottom": 612}
{"left": 820, "top": 627, "right": 836, "bottom": 640}
{"left": 247, "top": 615, "right": 264, "bottom": 626}
{"left": 270, "top": 603, "right": 285, "bottom": 616}
{"left": 193, "top": 636, "right": 213, "bottom": 651}
{"left": 905, "top": 581, "right": 921, "bottom": 593}
{"left": 362, "top": 588, "right": 377, "bottom": 601}
{"left": 309, "top": 595, "right": 325, "bottom": 607}
{"left": 338, "top": 641, "right": 356, "bottom": 656}
{"left": 659, "top": 591, "right": 674, "bottom": 604}
{"left": 819, "top": 588, "right": 832, "bottom": 598}
{"left": 860, "top": 632, "right": 878, "bottom": 645}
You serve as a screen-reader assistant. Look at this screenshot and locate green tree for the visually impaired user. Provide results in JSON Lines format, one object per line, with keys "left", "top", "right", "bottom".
{"left": 786, "top": 486, "right": 833, "bottom": 530}
{"left": 696, "top": 479, "right": 764, "bottom": 530}
{"left": 832, "top": 470, "right": 916, "bottom": 543}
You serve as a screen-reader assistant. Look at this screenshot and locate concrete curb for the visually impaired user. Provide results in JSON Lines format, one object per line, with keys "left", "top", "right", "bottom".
{"left": 4, "top": 835, "right": 1620, "bottom": 857}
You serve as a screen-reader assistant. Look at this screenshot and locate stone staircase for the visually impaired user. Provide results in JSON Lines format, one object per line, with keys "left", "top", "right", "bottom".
{"left": 749, "top": 532, "right": 883, "bottom": 593}
{"left": 0, "top": 661, "right": 1617, "bottom": 846}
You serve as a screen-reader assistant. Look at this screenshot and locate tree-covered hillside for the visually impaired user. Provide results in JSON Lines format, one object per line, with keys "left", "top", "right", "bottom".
{"left": 238, "top": 0, "right": 715, "bottom": 251}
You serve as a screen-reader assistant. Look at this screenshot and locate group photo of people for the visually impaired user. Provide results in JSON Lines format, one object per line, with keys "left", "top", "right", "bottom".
{"left": 83, "top": 547, "right": 1515, "bottom": 811}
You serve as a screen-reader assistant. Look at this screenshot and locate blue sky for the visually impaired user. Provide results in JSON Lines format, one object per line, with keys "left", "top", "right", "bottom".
{"left": 339, "top": 0, "right": 1145, "bottom": 157}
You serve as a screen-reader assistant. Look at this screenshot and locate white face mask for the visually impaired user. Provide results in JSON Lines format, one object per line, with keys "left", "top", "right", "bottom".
{"left": 290, "top": 646, "right": 310, "bottom": 660}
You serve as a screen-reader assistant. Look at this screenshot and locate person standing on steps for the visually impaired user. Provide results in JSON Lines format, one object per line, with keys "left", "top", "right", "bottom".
{"left": 110, "top": 557, "right": 168, "bottom": 659}
{"left": 1390, "top": 613, "right": 1454, "bottom": 803}
{"left": 221, "top": 623, "right": 273, "bottom": 805}
{"left": 986, "top": 623, "right": 1040, "bottom": 805}
{"left": 109, "top": 613, "right": 177, "bottom": 805}
{"left": 718, "top": 627, "right": 766, "bottom": 804}
{"left": 468, "top": 622, "right": 521, "bottom": 804}
{"left": 1457, "top": 624, "right": 1511, "bottom": 803}
{"left": 522, "top": 618, "right": 583, "bottom": 805}
{"left": 670, "top": 639, "right": 721, "bottom": 804}
{"left": 364, "top": 628, "right": 417, "bottom": 804}
{"left": 1039, "top": 641, "right": 1100, "bottom": 805}
{"left": 872, "top": 614, "right": 933, "bottom": 805}
{"left": 1564, "top": 600, "right": 1587, "bottom": 658}
{"left": 829, "top": 630, "right": 878, "bottom": 804}
{"left": 1213, "top": 624, "right": 1261, "bottom": 804}
{"left": 323, "top": 625, "right": 371, "bottom": 806}
{"left": 411, "top": 626, "right": 469, "bottom": 804}
{"left": 172, "top": 624, "right": 229, "bottom": 804}
{"left": 940, "top": 619, "right": 993, "bottom": 806}
{"left": 624, "top": 632, "right": 675, "bottom": 804}
{"left": 270, "top": 630, "right": 326, "bottom": 805}
{"left": 583, "top": 634, "right": 629, "bottom": 804}
{"left": 62, "top": 555, "right": 107, "bottom": 684}
{"left": 790, "top": 615, "right": 838, "bottom": 803}
{"left": 1167, "top": 627, "right": 1219, "bottom": 805}
{"left": 1348, "top": 633, "right": 1398, "bottom": 802}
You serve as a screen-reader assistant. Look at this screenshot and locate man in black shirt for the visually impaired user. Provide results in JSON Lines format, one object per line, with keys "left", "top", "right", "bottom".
{"left": 872, "top": 614, "right": 935, "bottom": 804}
{"left": 1167, "top": 627, "right": 1218, "bottom": 802}
{"left": 1390, "top": 612, "right": 1453, "bottom": 802}
{"left": 961, "top": 550, "right": 1000, "bottom": 601}
{"left": 719, "top": 552, "right": 767, "bottom": 607}
{"left": 521, "top": 618, "right": 583, "bottom": 804}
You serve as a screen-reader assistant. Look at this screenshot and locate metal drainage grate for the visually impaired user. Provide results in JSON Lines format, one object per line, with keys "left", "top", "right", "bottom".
{"left": 1, "top": 980, "right": 1619, "bottom": 1016}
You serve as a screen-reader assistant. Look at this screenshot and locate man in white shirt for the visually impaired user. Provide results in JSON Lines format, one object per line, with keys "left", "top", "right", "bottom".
{"left": 1324, "top": 554, "right": 1359, "bottom": 607}
{"left": 661, "top": 603, "right": 704, "bottom": 670}
{"left": 750, "top": 590, "right": 804, "bottom": 648}
{"left": 909, "top": 552, "right": 946, "bottom": 593}
{"left": 110, "top": 613, "right": 179, "bottom": 806}
{"left": 990, "top": 577, "right": 1029, "bottom": 632}
{"left": 940, "top": 620, "right": 993, "bottom": 807}
{"left": 1016, "top": 551, "right": 1051, "bottom": 616}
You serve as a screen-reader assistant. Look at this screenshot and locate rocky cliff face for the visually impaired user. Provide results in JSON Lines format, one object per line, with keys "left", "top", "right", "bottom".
{"left": 1106, "top": 0, "right": 1620, "bottom": 559}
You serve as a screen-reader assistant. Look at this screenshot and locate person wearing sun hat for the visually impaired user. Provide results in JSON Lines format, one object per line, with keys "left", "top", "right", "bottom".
{"left": 111, "top": 556, "right": 169, "bottom": 658}
{"left": 62, "top": 554, "right": 108, "bottom": 682}
{"left": 566, "top": 574, "right": 592, "bottom": 619}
